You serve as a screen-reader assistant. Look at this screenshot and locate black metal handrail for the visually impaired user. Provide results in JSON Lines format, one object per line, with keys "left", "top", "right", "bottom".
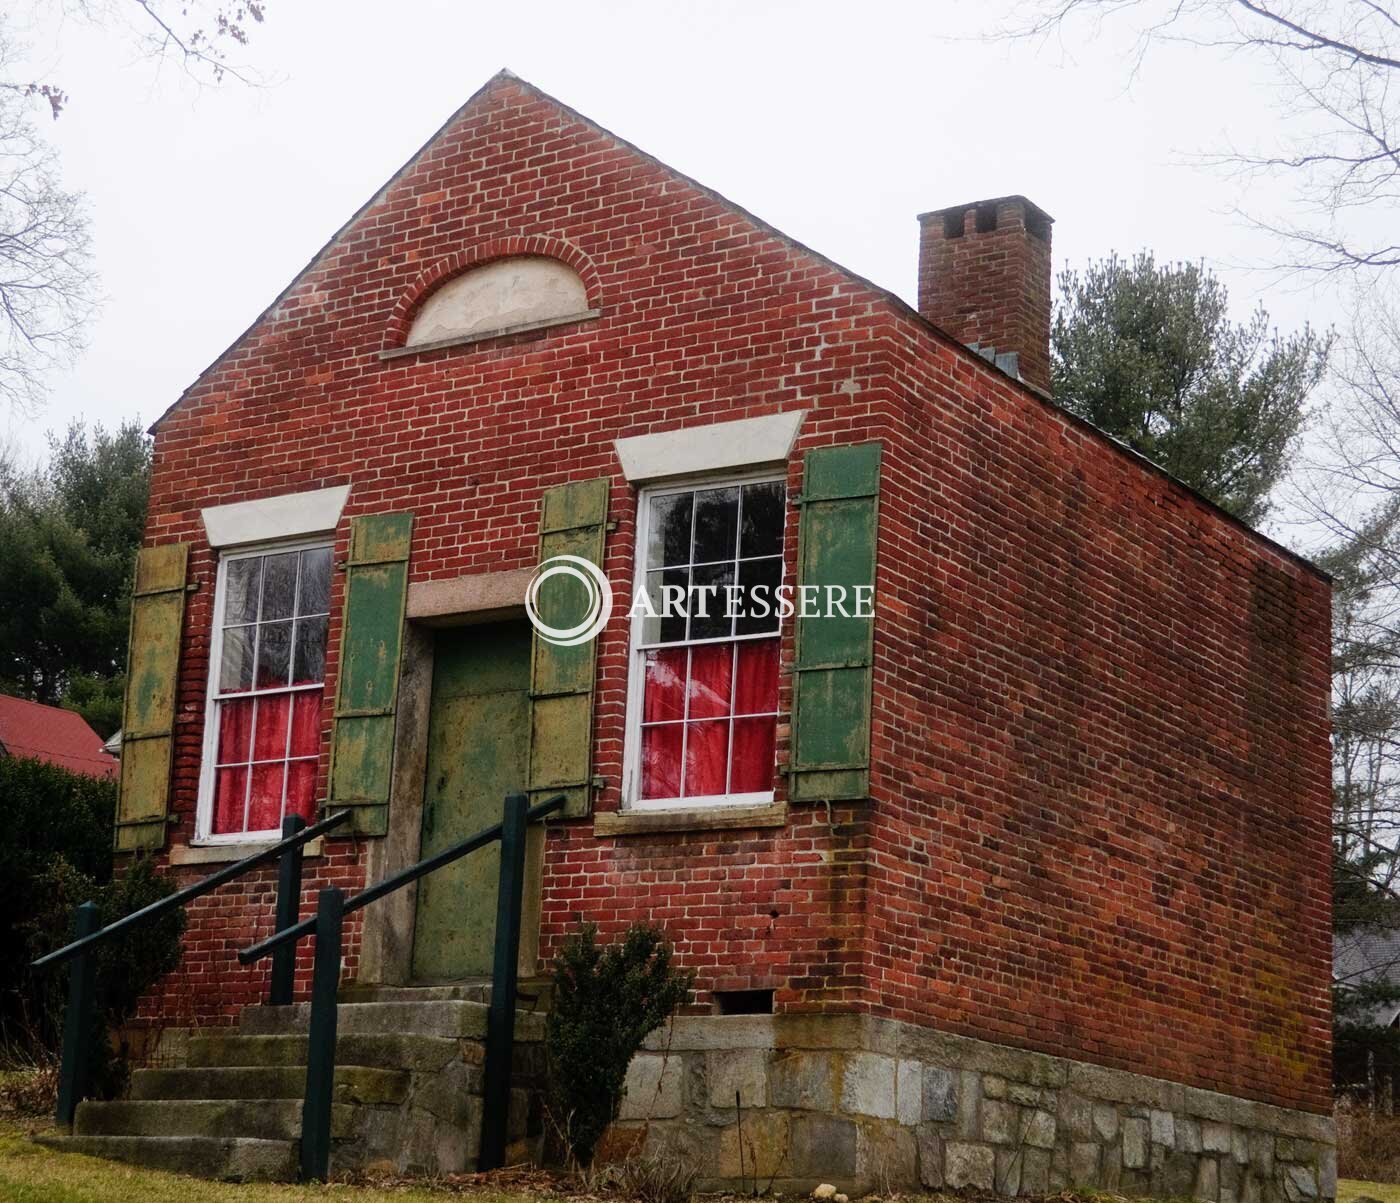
{"left": 31, "top": 807, "right": 351, "bottom": 1128}
{"left": 238, "top": 793, "right": 564, "bottom": 966}
{"left": 35, "top": 809, "right": 350, "bottom": 971}
{"left": 237, "top": 791, "right": 565, "bottom": 1182}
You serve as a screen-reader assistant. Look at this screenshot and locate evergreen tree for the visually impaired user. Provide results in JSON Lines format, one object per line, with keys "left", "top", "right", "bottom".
{"left": 0, "top": 420, "right": 150, "bottom": 734}
{"left": 1052, "top": 253, "right": 1330, "bottom": 525}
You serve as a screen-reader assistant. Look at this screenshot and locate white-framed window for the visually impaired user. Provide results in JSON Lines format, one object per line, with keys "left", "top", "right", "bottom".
{"left": 623, "top": 473, "right": 785, "bottom": 810}
{"left": 195, "top": 539, "right": 334, "bottom": 842}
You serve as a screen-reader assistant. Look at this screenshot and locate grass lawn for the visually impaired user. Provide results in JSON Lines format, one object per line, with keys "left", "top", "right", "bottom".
{"left": 0, "top": 1115, "right": 551, "bottom": 1203}
{"left": 1340, "top": 1182, "right": 1400, "bottom": 1203}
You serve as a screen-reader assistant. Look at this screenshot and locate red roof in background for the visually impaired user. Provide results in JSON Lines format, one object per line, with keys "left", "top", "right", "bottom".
{"left": 0, "top": 694, "right": 119, "bottom": 780}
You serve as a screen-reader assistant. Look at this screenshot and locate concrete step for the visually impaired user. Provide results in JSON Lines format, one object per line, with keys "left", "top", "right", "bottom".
{"left": 129, "top": 1064, "right": 409, "bottom": 1104}
{"left": 74, "top": 1097, "right": 357, "bottom": 1141}
{"left": 238, "top": 998, "right": 545, "bottom": 1041}
{"left": 35, "top": 1132, "right": 296, "bottom": 1181}
{"left": 188, "top": 1031, "right": 463, "bottom": 1072}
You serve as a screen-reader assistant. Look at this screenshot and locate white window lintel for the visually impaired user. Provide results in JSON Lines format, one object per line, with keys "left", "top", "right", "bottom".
{"left": 201, "top": 485, "right": 350, "bottom": 549}
{"left": 613, "top": 411, "right": 807, "bottom": 484}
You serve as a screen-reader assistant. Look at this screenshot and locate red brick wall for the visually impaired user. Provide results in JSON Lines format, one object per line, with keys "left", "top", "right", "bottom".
{"left": 866, "top": 319, "right": 1333, "bottom": 1114}
{"left": 132, "top": 75, "right": 1331, "bottom": 1113}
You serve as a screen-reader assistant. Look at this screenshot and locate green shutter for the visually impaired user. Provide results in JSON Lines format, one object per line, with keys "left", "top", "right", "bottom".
{"left": 527, "top": 478, "right": 609, "bottom": 818}
{"left": 790, "top": 442, "right": 881, "bottom": 802}
{"left": 116, "top": 543, "right": 190, "bottom": 851}
{"left": 328, "top": 513, "right": 413, "bottom": 836}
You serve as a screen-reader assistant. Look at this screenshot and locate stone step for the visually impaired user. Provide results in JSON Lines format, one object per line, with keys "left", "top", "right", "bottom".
{"left": 34, "top": 1133, "right": 296, "bottom": 1181}
{"left": 238, "top": 998, "right": 545, "bottom": 1041}
{"left": 188, "top": 1031, "right": 464, "bottom": 1072}
{"left": 129, "top": 1064, "right": 409, "bottom": 1104}
{"left": 73, "top": 1097, "right": 357, "bottom": 1141}
{"left": 337, "top": 980, "right": 553, "bottom": 1007}
{"left": 339, "top": 982, "right": 492, "bottom": 1003}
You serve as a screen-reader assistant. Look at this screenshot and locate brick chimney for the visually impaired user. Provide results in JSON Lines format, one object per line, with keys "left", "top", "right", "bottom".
{"left": 917, "top": 195, "right": 1054, "bottom": 395}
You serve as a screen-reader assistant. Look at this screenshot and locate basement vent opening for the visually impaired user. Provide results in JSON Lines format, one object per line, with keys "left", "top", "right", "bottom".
{"left": 714, "top": 989, "right": 775, "bottom": 1015}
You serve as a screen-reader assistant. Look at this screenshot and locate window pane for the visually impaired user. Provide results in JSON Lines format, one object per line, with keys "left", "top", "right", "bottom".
{"left": 225, "top": 558, "right": 262, "bottom": 625}
{"left": 289, "top": 691, "right": 322, "bottom": 758}
{"left": 689, "top": 563, "right": 734, "bottom": 641}
{"left": 220, "top": 626, "right": 256, "bottom": 692}
{"left": 632, "top": 482, "right": 787, "bottom": 808}
{"left": 692, "top": 487, "right": 739, "bottom": 564}
{"left": 736, "top": 557, "right": 782, "bottom": 636}
{"left": 293, "top": 615, "right": 328, "bottom": 685}
{"left": 643, "top": 648, "right": 686, "bottom": 723}
{"left": 217, "top": 698, "right": 254, "bottom": 764}
{"left": 641, "top": 724, "right": 683, "bottom": 800}
{"left": 261, "top": 552, "right": 299, "bottom": 621}
{"left": 641, "top": 569, "right": 689, "bottom": 644}
{"left": 252, "top": 694, "right": 291, "bottom": 761}
{"left": 734, "top": 639, "right": 780, "bottom": 715}
{"left": 647, "top": 492, "right": 693, "bottom": 569}
{"left": 730, "top": 716, "right": 776, "bottom": 793}
{"left": 212, "top": 766, "right": 247, "bottom": 835}
{"left": 298, "top": 547, "right": 333, "bottom": 615}
{"left": 255, "top": 620, "right": 293, "bottom": 689}
{"left": 286, "top": 761, "right": 317, "bottom": 822}
{"left": 247, "top": 762, "right": 285, "bottom": 832}
{"left": 683, "top": 720, "right": 729, "bottom": 797}
{"left": 740, "top": 481, "right": 784, "bottom": 559}
{"left": 688, "top": 643, "right": 732, "bottom": 719}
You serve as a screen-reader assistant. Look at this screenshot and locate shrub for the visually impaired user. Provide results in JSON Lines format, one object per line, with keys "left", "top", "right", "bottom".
{"left": 545, "top": 922, "right": 694, "bottom": 1168}
{"left": 91, "top": 857, "right": 186, "bottom": 1025}
{"left": 0, "top": 755, "right": 115, "bottom": 1052}
{"left": 25, "top": 854, "right": 185, "bottom": 1098}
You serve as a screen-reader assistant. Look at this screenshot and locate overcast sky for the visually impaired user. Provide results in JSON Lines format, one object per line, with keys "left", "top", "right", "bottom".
{"left": 3, "top": 0, "right": 1347, "bottom": 474}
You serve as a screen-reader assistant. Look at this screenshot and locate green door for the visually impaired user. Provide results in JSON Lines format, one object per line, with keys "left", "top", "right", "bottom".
{"left": 412, "top": 620, "right": 532, "bottom": 981}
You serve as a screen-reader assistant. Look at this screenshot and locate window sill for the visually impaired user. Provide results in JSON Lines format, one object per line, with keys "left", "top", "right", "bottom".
{"left": 593, "top": 802, "right": 787, "bottom": 837}
{"left": 170, "top": 837, "right": 323, "bottom": 866}
{"left": 377, "top": 309, "right": 602, "bottom": 360}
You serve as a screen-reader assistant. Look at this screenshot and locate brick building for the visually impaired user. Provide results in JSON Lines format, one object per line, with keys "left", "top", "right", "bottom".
{"left": 72, "top": 73, "right": 1332, "bottom": 1194}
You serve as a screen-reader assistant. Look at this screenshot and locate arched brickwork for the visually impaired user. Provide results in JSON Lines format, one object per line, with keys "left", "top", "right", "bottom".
{"left": 385, "top": 235, "right": 601, "bottom": 348}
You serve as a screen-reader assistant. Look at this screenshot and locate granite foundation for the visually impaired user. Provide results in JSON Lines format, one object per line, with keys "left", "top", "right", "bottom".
{"left": 607, "top": 1015, "right": 1335, "bottom": 1200}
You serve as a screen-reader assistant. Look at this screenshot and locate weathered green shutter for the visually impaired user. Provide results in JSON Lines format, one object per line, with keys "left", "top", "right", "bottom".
{"left": 328, "top": 513, "right": 413, "bottom": 836}
{"left": 790, "top": 442, "right": 882, "bottom": 802}
{"left": 527, "top": 478, "right": 609, "bottom": 819}
{"left": 115, "top": 543, "right": 190, "bottom": 852}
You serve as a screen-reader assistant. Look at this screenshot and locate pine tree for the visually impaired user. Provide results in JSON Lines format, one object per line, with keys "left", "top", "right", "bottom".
{"left": 1052, "top": 253, "right": 1329, "bottom": 525}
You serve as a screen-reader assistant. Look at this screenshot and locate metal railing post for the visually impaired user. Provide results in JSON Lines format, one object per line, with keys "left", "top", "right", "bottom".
{"left": 55, "top": 901, "right": 100, "bottom": 1128}
{"left": 269, "top": 814, "right": 307, "bottom": 1006}
{"left": 480, "top": 793, "right": 528, "bottom": 1171}
{"left": 299, "top": 885, "right": 343, "bottom": 1182}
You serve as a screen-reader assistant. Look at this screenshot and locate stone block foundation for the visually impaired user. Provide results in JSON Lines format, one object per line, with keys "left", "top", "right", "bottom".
{"left": 607, "top": 1015, "right": 1335, "bottom": 1200}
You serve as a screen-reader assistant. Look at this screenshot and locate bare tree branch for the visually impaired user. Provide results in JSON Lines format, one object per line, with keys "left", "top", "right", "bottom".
{"left": 5, "top": 0, "right": 270, "bottom": 110}
{"left": 996, "top": 0, "right": 1400, "bottom": 276}
{"left": 0, "top": 32, "right": 94, "bottom": 414}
